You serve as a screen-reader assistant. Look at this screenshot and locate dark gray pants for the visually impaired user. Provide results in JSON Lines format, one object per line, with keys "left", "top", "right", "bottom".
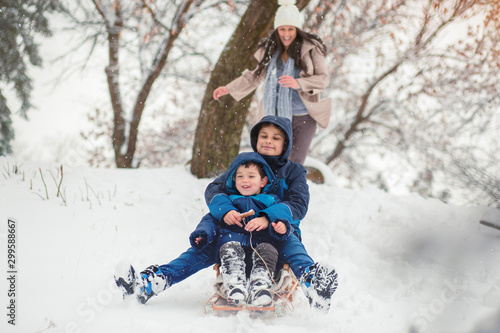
{"left": 251, "top": 243, "right": 278, "bottom": 279}
{"left": 290, "top": 114, "right": 317, "bottom": 165}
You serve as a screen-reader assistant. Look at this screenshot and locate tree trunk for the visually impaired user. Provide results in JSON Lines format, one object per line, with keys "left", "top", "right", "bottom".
{"left": 191, "top": 0, "right": 310, "bottom": 178}
{"left": 101, "top": 2, "right": 127, "bottom": 167}
{"left": 190, "top": 0, "right": 277, "bottom": 178}
{"left": 124, "top": 0, "right": 194, "bottom": 168}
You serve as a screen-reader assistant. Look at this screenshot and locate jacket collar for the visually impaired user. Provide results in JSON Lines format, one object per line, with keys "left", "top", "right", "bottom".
{"left": 223, "top": 152, "right": 276, "bottom": 194}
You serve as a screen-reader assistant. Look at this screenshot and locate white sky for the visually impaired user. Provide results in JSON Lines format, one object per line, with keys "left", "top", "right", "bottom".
{"left": 10, "top": 25, "right": 108, "bottom": 163}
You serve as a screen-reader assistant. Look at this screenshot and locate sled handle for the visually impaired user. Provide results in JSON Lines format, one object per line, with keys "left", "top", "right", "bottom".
{"left": 240, "top": 209, "right": 255, "bottom": 218}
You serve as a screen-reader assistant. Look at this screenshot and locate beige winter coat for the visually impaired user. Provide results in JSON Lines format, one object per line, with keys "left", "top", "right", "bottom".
{"left": 225, "top": 39, "right": 332, "bottom": 128}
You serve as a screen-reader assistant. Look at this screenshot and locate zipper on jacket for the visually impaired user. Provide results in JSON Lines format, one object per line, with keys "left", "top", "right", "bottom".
{"left": 271, "top": 178, "right": 281, "bottom": 194}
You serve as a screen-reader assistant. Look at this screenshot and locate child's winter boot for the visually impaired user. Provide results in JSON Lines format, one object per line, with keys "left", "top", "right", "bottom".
{"left": 300, "top": 262, "right": 338, "bottom": 313}
{"left": 219, "top": 241, "right": 248, "bottom": 305}
{"left": 115, "top": 263, "right": 139, "bottom": 298}
{"left": 248, "top": 243, "right": 278, "bottom": 307}
{"left": 135, "top": 265, "right": 168, "bottom": 304}
{"left": 115, "top": 263, "right": 168, "bottom": 304}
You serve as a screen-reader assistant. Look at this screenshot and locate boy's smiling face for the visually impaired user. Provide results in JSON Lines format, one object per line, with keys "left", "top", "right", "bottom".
{"left": 256, "top": 125, "right": 285, "bottom": 157}
{"left": 235, "top": 164, "right": 268, "bottom": 196}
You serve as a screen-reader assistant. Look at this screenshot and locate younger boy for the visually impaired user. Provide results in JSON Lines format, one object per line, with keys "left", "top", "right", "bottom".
{"left": 197, "top": 152, "right": 292, "bottom": 306}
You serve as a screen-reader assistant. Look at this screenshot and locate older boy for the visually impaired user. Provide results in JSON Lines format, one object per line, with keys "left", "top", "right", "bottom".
{"left": 206, "top": 116, "right": 338, "bottom": 312}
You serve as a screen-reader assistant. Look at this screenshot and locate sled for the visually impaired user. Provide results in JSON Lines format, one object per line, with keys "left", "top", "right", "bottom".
{"left": 204, "top": 263, "right": 299, "bottom": 318}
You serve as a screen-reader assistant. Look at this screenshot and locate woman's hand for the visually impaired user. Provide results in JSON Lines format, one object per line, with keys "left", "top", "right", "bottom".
{"left": 278, "top": 75, "right": 300, "bottom": 90}
{"left": 213, "top": 86, "right": 229, "bottom": 100}
{"left": 245, "top": 216, "right": 269, "bottom": 232}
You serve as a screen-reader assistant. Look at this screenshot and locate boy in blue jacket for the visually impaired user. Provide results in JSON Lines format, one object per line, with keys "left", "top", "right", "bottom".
{"left": 116, "top": 116, "right": 338, "bottom": 313}
{"left": 200, "top": 152, "right": 292, "bottom": 306}
{"left": 205, "top": 116, "right": 338, "bottom": 312}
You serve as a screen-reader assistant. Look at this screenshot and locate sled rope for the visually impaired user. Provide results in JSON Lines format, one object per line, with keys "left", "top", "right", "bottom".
{"left": 239, "top": 210, "right": 297, "bottom": 311}
{"left": 248, "top": 227, "right": 291, "bottom": 305}
{"left": 240, "top": 210, "right": 278, "bottom": 286}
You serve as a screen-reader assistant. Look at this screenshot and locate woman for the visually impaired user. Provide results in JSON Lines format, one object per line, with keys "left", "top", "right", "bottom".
{"left": 213, "top": 0, "right": 331, "bottom": 165}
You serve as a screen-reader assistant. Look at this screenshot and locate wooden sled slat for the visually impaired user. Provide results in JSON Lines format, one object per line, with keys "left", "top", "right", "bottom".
{"left": 204, "top": 264, "right": 299, "bottom": 317}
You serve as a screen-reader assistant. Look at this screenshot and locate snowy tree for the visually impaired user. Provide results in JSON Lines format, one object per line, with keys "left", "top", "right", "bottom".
{"left": 65, "top": 0, "right": 241, "bottom": 168}
{"left": 191, "top": 0, "right": 498, "bottom": 205}
{"left": 82, "top": 0, "right": 202, "bottom": 168}
{"left": 302, "top": 0, "right": 500, "bottom": 206}
{"left": 0, "top": 0, "right": 63, "bottom": 156}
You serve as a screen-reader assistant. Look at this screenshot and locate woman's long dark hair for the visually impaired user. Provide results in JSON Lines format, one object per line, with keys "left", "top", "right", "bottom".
{"left": 255, "top": 28, "right": 327, "bottom": 77}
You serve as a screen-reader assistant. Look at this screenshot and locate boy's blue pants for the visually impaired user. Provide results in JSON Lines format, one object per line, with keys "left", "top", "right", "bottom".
{"left": 157, "top": 234, "right": 314, "bottom": 286}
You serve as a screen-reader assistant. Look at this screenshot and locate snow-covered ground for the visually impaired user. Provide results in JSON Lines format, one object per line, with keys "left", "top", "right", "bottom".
{"left": 1, "top": 156, "right": 500, "bottom": 333}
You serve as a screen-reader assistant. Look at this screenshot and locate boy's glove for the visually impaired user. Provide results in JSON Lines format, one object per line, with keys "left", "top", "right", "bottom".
{"left": 189, "top": 231, "right": 207, "bottom": 250}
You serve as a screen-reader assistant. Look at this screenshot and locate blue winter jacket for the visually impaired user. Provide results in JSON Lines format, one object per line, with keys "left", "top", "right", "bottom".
{"left": 190, "top": 152, "right": 293, "bottom": 252}
{"left": 215, "top": 152, "right": 294, "bottom": 254}
{"left": 205, "top": 116, "right": 310, "bottom": 239}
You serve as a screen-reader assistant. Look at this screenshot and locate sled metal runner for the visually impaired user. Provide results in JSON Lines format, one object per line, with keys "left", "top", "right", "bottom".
{"left": 204, "top": 264, "right": 299, "bottom": 317}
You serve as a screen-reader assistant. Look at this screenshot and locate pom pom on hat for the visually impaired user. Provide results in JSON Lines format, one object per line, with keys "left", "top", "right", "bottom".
{"left": 274, "top": 0, "right": 303, "bottom": 29}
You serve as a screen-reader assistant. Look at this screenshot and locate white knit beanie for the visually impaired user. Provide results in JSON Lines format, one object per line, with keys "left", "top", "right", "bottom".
{"left": 274, "top": 0, "right": 303, "bottom": 30}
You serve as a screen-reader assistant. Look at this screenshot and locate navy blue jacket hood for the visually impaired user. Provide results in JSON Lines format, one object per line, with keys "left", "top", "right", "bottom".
{"left": 222, "top": 152, "right": 275, "bottom": 195}
{"left": 250, "top": 116, "right": 293, "bottom": 169}
{"left": 191, "top": 152, "right": 294, "bottom": 252}
{"left": 206, "top": 116, "right": 309, "bottom": 239}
